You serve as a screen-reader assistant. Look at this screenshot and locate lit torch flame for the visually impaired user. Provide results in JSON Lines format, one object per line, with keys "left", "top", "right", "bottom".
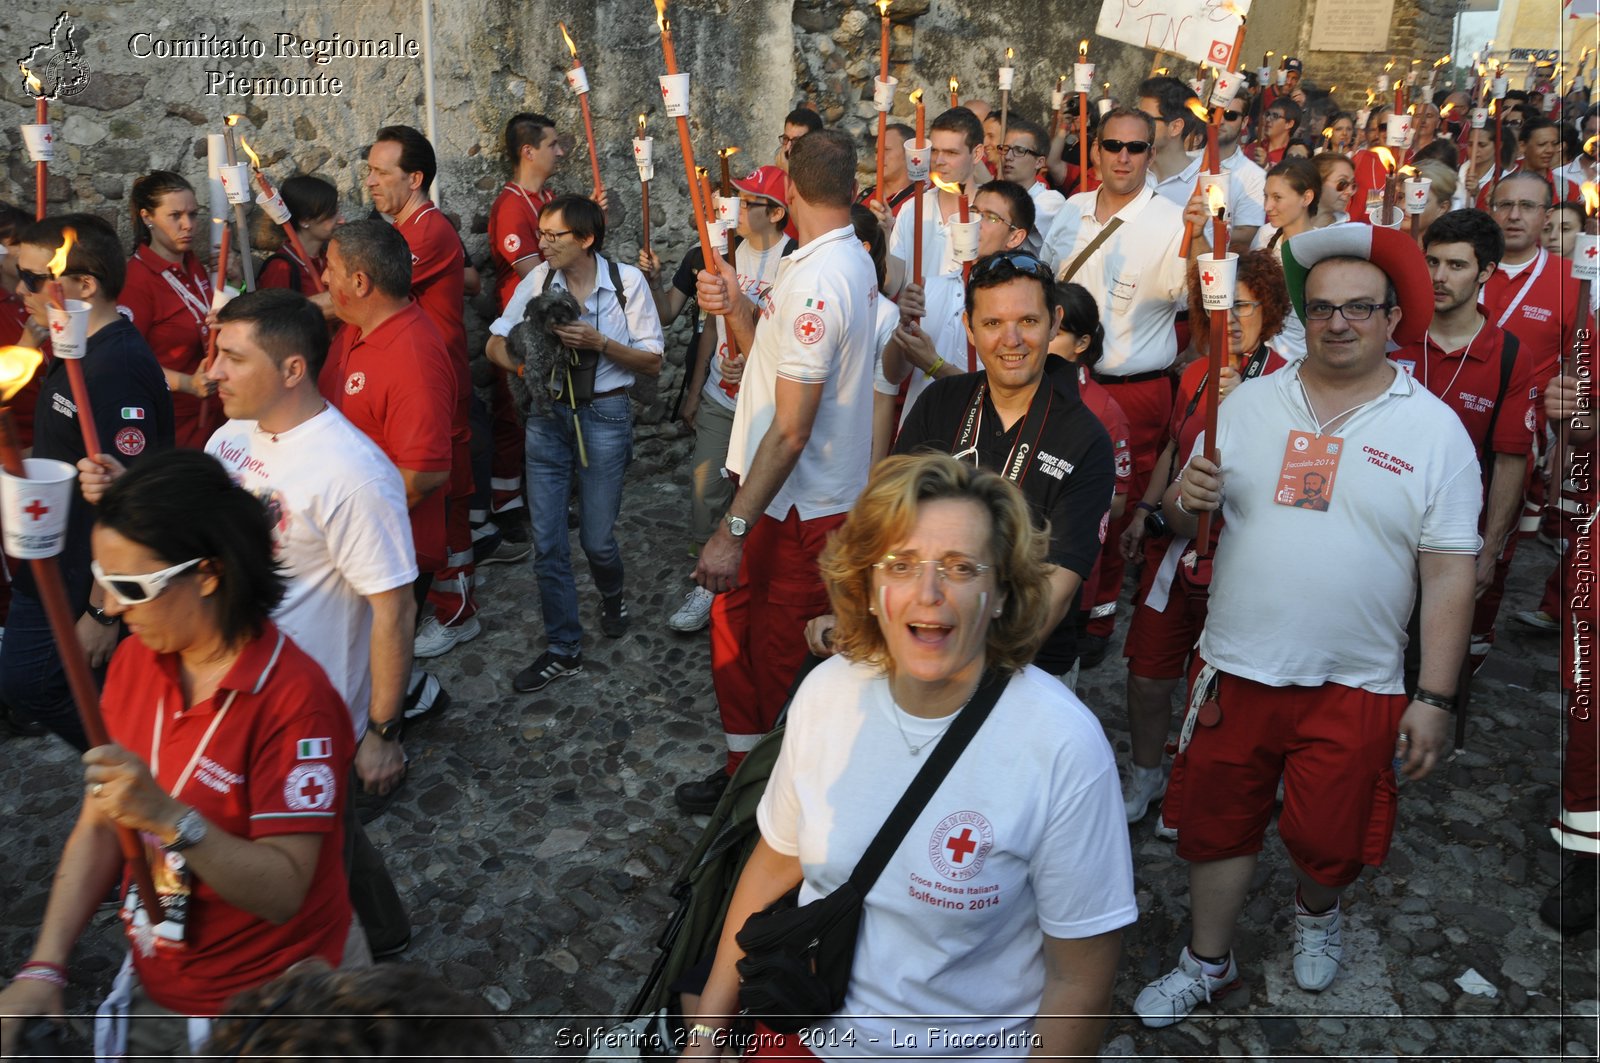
{"left": 718, "top": 145, "right": 740, "bottom": 159}
{"left": 654, "top": 0, "right": 667, "bottom": 33}
{"left": 1399, "top": 164, "right": 1417, "bottom": 178}
{"left": 238, "top": 136, "right": 262, "bottom": 171}
{"left": 638, "top": 113, "right": 647, "bottom": 137}
{"left": 1322, "top": 126, "right": 1334, "bottom": 139}
{"left": 930, "top": 174, "right": 963, "bottom": 196}
{"left": 1207, "top": 183, "right": 1226, "bottom": 215}
{"left": 949, "top": 76, "right": 959, "bottom": 94}
{"left": 1434, "top": 55, "right": 1450, "bottom": 68}
{"left": 226, "top": 114, "right": 242, "bottom": 128}
{"left": 1374, "top": 146, "right": 1396, "bottom": 174}
{"left": 1585, "top": 135, "right": 1598, "bottom": 158}
{"left": 1057, "top": 74, "right": 1067, "bottom": 89}
{"left": 878, "top": 0, "right": 890, "bottom": 16}
{"left": 46, "top": 228, "right": 76, "bottom": 279}
{"left": 1006, "top": 47, "right": 1014, "bottom": 62}
{"left": 19, "top": 63, "right": 42, "bottom": 97}
{"left": 1079, "top": 39, "right": 1088, "bottom": 60}
{"left": 1186, "top": 98, "right": 1211, "bottom": 122}
{"left": 559, "top": 22, "right": 578, "bottom": 58}
{"left": 0, "top": 347, "right": 45, "bottom": 404}
{"left": 1383, "top": 59, "right": 1395, "bottom": 73}
{"left": 910, "top": 87, "right": 923, "bottom": 104}
{"left": 1583, "top": 182, "right": 1599, "bottom": 218}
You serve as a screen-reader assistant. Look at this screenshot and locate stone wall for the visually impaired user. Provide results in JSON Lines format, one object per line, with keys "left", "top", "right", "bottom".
{"left": 1297, "top": 0, "right": 1458, "bottom": 114}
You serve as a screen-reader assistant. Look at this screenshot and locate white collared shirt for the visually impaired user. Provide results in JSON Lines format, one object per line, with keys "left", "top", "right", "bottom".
{"left": 888, "top": 187, "right": 975, "bottom": 413}
{"left": 1150, "top": 151, "right": 1267, "bottom": 230}
{"left": 726, "top": 225, "right": 880, "bottom": 521}
{"left": 1220, "top": 149, "right": 1268, "bottom": 224}
{"left": 1039, "top": 186, "right": 1187, "bottom": 375}
{"left": 490, "top": 252, "right": 665, "bottom": 394}
{"left": 1025, "top": 180, "right": 1068, "bottom": 257}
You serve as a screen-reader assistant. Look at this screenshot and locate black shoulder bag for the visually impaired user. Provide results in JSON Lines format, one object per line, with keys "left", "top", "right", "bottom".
{"left": 733, "top": 668, "right": 1007, "bottom": 1032}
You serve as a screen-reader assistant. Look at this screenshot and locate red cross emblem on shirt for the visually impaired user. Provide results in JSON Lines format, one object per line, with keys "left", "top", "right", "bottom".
{"left": 945, "top": 828, "right": 978, "bottom": 864}
{"left": 298, "top": 774, "right": 326, "bottom": 805}
{"left": 799, "top": 318, "right": 818, "bottom": 339}
{"left": 23, "top": 499, "right": 49, "bottom": 522}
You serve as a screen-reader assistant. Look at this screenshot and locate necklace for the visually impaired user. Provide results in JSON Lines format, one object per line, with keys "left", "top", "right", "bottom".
{"left": 889, "top": 685, "right": 978, "bottom": 756}
{"left": 1296, "top": 371, "right": 1390, "bottom": 437}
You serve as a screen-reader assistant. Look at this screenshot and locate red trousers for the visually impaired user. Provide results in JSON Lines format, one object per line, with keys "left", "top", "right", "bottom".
{"left": 1086, "top": 374, "right": 1175, "bottom": 638}
{"left": 711, "top": 509, "right": 844, "bottom": 773}
{"left": 1557, "top": 491, "right": 1599, "bottom": 853}
{"left": 489, "top": 368, "right": 525, "bottom": 514}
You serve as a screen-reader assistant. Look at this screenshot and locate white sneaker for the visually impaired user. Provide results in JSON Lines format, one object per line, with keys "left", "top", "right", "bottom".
{"left": 667, "top": 586, "right": 716, "bottom": 633}
{"left": 1292, "top": 902, "right": 1343, "bottom": 991}
{"left": 413, "top": 615, "right": 482, "bottom": 658}
{"left": 1153, "top": 813, "right": 1179, "bottom": 841}
{"left": 1135, "top": 947, "right": 1242, "bottom": 1028}
{"left": 1123, "top": 763, "right": 1168, "bottom": 823}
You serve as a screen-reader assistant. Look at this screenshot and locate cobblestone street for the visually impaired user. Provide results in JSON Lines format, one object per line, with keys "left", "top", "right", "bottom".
{"left": 2, "top": 468, "right": 1597, "bottom": 1059}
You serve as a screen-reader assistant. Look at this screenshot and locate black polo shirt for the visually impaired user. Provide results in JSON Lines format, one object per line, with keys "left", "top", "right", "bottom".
{"left": 894, "top": 355, "right": 1115, "bottom": 673}
{"left": 17, "top": 317, "right": 174, "bottom": 602}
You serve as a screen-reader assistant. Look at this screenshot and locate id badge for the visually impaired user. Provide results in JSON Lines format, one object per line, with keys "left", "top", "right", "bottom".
{"left": 1275, "top": 430, "right": 1342, "bottom": 512}
{"left": 121, "top": 833, "right": 194, "bottom": 954}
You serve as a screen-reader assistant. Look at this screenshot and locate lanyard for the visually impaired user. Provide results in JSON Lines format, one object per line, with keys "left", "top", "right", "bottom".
{"left": 1486, "top": 249, "right": 1547, "bottom": 330}
{"left": 144, "top": 255, "right": 212, "bottom": 334}
{"left": 150, "top": 690, "right": 238, "bottom": 800}
{"left": 1181, "top": 344, "right": 1274, "bottom": 422}
{"left": 1421, "top": 317, "right": 1485, "bottom": 399}
{"left": 950, "top": 376, "right": 1055, "bottom": 485}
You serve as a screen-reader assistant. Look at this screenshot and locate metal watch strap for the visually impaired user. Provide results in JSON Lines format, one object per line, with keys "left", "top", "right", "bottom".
{"left": 164, "top": 808, "right": 207, "bottom": 853}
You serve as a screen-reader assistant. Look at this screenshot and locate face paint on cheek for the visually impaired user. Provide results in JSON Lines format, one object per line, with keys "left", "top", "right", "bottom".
{"left": 978, "top": 591, "right": 988, "bottom": 620}
{"left": 879, "top": 584, "right": 892, "bottom": 625}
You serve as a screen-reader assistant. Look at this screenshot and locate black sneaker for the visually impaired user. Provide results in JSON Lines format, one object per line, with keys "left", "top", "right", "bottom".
{"left": 514, "top": 651, "right": 583, "bottom": 693}
{"left": 1539, "top": 857, "right": 1599, "bottom": 935}
{"left": 1077, "top": 634, "right": 1110, "bottom": 670}
{"left": 600, "top": 594, "right": 630, "bottom": 638}
{"left": 402, "top": 670, "right": 453, "bottom": 722}
{"left": 674, "top": 769, "right": 731, "bottom": 814}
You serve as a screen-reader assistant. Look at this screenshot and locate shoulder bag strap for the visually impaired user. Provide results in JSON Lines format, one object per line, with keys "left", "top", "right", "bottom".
{"left": 1060, "top": 217, "right": 1125, "bottom": 283}
{"left": 1479, "top": 330, "right": 1520, "bottom": 467}
{"left": 846, "top": 668, "right": 1007, "bottom": 894}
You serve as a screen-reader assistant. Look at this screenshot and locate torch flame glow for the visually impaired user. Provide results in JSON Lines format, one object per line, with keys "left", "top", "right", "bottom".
{"left": 1322, "top": 126, "right": 1334, "bottom": 138}
{"left": 949, "top": 76, "right": 959, "bottom": 93}
{"left": 654, "top": 0, "right": 667, "bottom": 33}
{"left": 1079, "top": 39, "right": 1088, "bottom": 59}
{"left": 238, "top": 136, "right": 262, "bottom": 170}
{"left": 1586, "top": 135, "right": 1599, "bottom": 157}
{"left": 878, "top": 0, "right": 890, "bottom": 16}
{"left": 1399, "top": 164, "right": 1417, "bottom": 177}
{"left": 19, "top": 63, "right": 42, "bottom": 96}
{"left": 226, "top": 114, "right": 242, "bottom": 127}
{"left": 1057, "top": 73, "right": 1067, "bottom": 88}
{"left": 638, "top": 113, "right": 647, "bottom": 137}
{"left": 46, "top": 228, "right": 76, "bottom": 279}
{"left": 930, "top": 174, "right": 963, "bottom": 196}
{"left": 1434, "top": 55, "right": 1450, "bottom": 68}
{"left": 1006, "top": 47, "right": 1014, "bottom": 62}
{"left": 1266, "top": 50, "right": 1274, "bottom": 60}
{"left": 559, "top": 22, "right": 578, "bottom": 57}
{"left": 910, "top": 88, "right": 923, "bottom": 104}
{"left": 1207, "top": 183, "right": 1226, "bottom": 214}
{"left": 719, "top": 145, "right": 740, "bottom": 158}
{"left": 1374, "top": 147, "right": 1396, "bottom": 174}
{"left": 0, "top": 346, "right": 44, "bottom": 404}
{"left": 1383, "top": 59, "right": 1395, "bottom": 72}
{"left": 1186, "top": 98, "right": 1211, "bottom": 122}
{"left": 1583, "top": 182, "right": 1599, "bottom": 216}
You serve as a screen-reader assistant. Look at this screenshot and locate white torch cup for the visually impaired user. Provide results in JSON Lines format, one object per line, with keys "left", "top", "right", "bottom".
{"left": 904, "top": 141, "right": 930, "bottom": 182}
{"left": 1369, "top": 205, "right": 1404, "bottom": 230}
{"left": 708, "top": 219, "right": 729, "bottom": 255}
{"left": 1051, "top": 88, "right": 1066, "bottom": 111}
{"left": 633, "top": 137, "right": 654, "bottom": 167}
{"left": 45, "top": 298, "right": 90, "bottom": 360}
{"left": 1403, "top": 176, "right": 1433, "bottom": 215}
{"left": 1471, "top": 107, "right": 1488, "bottom": 129}
{"left": 565, "top": 65, "right": 590, "bottom": 95}
{"left": 0, "top": 458, "right": 77, "bottom": 560}
{"left": 948, "top": 220, "right": 981, "bottom": 263}
{"left": 1572, "top": 234, "right": 1600, "bottom": 282}
{"left": 1198, "top": 253, "right": 1239, "bottom": 312}
{"left": 1385, "top": 114, "right": 1415, "bottom": 149}
{"left": 1491, "top": 76, "right": 1508, "bottom": 99}
{"left": 1073, "top": 63, "right": 1095, "bottom": 94}
{"left": 21, "top": 124, "right": 54, "bottom": 163}
{"left": 998, "top": 67, "right": 1015, "bottom": 92}
{"left": 1377, "top": 75, "right": 1390, "bottom": 93}
{"left": 219, "top": 163, "right": 252, "bottom": 205}
{"left": 1276, "top": 69, "right": 1287, "bottom": 86}
{"left": 255, "top": 189, "right": 292, "bottom": 224}
{"left": 636, "top": 161, "right": 655, "bottom": 183}
{"left": 874, "top": 76, "right": 898, "bottom": 112}
{"left": 716, "top": 195, "right": 741, "bottom": 227}
{"left": 1258, "top": 65, "right": 1270, "bottom": 83}
{"left": 1210, "top": 70, "right": 1243, "bottom": 110}
{"left": 659, "top": 73, "right": 691, "bottom": 118}
{"left": 1098, "top": 98, "right": 1113, "bottom": 117}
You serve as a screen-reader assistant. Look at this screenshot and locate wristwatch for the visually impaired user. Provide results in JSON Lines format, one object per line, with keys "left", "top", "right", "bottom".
{"left": 369, "top": 716, "right": 404, "bottom": 742}
{"left": 725, "top": 514, "right": 749, "bottom": 539}
{"left": 164, "top": 807, "right": 208, "bottom": 853}
{"left": 87, "top": 604, "right": 118, "bottom": 627}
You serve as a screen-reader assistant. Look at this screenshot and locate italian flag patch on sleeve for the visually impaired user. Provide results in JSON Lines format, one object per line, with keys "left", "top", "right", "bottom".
{"left": 297, "top": 737, "right": 332, "bottom": 759}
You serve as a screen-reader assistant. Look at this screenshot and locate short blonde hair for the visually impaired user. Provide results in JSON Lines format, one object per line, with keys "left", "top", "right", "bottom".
{"left": 819, "top": 454, "right": 1052, "bottom": 675}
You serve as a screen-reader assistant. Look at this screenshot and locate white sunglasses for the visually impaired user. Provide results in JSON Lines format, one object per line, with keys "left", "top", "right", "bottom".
{"left": 90, "top": 557, "right": 202, "bottom": 606}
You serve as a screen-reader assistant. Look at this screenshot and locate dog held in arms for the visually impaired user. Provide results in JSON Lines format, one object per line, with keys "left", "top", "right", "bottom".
{"left": 505, "top": 288, "right": 583, "bottom": 418}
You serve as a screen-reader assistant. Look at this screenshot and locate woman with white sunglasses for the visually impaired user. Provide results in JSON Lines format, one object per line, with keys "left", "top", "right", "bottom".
{"left": 0, "top": 451, "right": 361, "bottom": 1058}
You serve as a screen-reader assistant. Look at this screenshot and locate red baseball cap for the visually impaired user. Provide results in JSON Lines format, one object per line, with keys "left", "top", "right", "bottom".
{"left": 732, "top": 165, "right": 788, "bottom": 208}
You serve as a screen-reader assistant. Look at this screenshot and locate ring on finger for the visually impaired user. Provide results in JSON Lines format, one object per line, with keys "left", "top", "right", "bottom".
{"left": 92, "top": 782, "right": 105, "bottom": 796}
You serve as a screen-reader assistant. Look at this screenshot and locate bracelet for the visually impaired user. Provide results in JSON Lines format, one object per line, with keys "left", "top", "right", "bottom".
{"left": 686, "top": 1023, "right": 723, "bottom": 1043}
{"left": 18, "top": 960, "right": 66, "bottom": 976}
{"left": 1135, "top": 501, "right": 1157, "bottom": 514}
{"left": 1414, "top": 688, "right": 1457, "bottom": 713}
{"left": 1173, "top": 494, "right": 1195, "bottom": 516}
{"left": 13, "top": 966, "right": 67, "bottom": 988}
{"left": 926, "top": 356, "right": 946, "bottom": 376}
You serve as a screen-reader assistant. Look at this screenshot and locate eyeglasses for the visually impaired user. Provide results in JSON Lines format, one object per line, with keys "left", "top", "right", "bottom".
{"left": 1229, "top": 300, "right": 1261, "bottom": 318}
{"left": 1001, "top": 145, "right": 1042, "bottom": 158}
{"left": 777, "top": 134, "right": 797, "bottom": 147}
{"left": 1305, "top": 300, "right": 1393, "bottom": 322}
{"left": 1099, "top": 139, "right": 1151, "bottom": 155}
{"left": 873, "top": 553, "right": 992, "bottom": 585}
{"left": 976, "top": 209, "right": 1020, "bottom": 230}
{"left": 1332, "top": 179, "right": 1353, "bottom": 191}
{"left": 1266, "top": 113, "right": 1290, "bottom": 124}
{"left": 536, "top": 228, "right": 575, "bottom": 243}
{"left": 90, "top": 557, "right": 202, "bottom": 607}
{"left": 1490, "top": 199, "right": 1548, "bottom": 215}
{"left": 970, "top": 250, "right": 1053, "bottom": 284}
{"left": 1223, "top": 110, "right": 1244, "bottom": 122}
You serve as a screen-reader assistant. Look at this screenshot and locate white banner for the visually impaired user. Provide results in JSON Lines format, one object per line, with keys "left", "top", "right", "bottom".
{"left": 1094, "top": 0, "right": 1252, "bottom": 68}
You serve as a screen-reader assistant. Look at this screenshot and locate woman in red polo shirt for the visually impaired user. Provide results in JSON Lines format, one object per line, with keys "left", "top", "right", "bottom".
{"left": 0, "top": 451, "right": 357, "bottom": 1058}
{"left": 254, "top": 175, "right": 340, "bottom": 295}
{"left": 119, "top": 171, "right": 216, "bottom": 449}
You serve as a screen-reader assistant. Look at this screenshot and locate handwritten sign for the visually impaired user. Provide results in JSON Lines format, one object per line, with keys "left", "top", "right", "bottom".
{"left": 1309, "top": 0, "right": 1394, "bottom": 53}
{"left": 1095, "top": 0, "right": 1252, "bottom": 68}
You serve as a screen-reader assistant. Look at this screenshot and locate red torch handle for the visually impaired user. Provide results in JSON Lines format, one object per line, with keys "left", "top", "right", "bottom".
{"left": 578, "top": 92, "right": 604, "bottom": 199}
{"left": 35, "top": 98, "right": 48, "bottom": 221}
{"left": 63, "top": 361, "right": 100, "bottom": 458}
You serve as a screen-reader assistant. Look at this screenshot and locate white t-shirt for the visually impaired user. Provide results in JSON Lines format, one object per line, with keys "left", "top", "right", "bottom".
{"left": 1024, "top": 180, "right": 1068, "bottom": 258}
{"left": 888, "top": 187, "right": 974, "bottom": 416}
{"left": 1220, "top": 149, "right": 1268, "bottom": 225}
{"left": 206, "top": 407, "right": 418, "bottom": 738}
{"left": 1149, "top": 151, "right": 1267, "bottom": 231}
{"left": 1193, "top": 361, "right": 1483, "bottom": 693}
{"left": 872, "top": 294, "right": 902, "bottom": 397}
{"left": 489, "top": 253, "right": 665, "bottom": 395}
{"left": 758, "top": 657, "right": 1136, "bottom": 1058}
{"left": 704, "top": 237, "right": 793, "bottom": 412}
{"left": 1039, "top": 187, "right": 1187, "bottom": 376}
{"left": 725, "top": 226, "right": 879, "bottom": 521}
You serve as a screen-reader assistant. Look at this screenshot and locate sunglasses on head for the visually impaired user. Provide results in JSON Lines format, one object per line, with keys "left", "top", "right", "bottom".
{"left": 1099, "top": 138, "right": 1151, "bottom": 155}
{"left": 970, "top": 250, "right": 1053, "bottom": 284}
{"left": 91, "top": 557, "right": 203, "bottom": 606}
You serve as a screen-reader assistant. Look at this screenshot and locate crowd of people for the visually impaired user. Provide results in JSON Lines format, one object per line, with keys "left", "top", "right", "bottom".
{"left": 0, "top": 44, "right": 1594, "bottom": 1057}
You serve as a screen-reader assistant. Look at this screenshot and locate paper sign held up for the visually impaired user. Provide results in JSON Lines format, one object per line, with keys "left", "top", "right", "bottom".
{"left": 1095, "top": 0, "right": 1251, "bottom": 68}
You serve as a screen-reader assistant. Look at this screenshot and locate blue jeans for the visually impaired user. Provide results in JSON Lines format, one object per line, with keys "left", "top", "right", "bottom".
{"left": 524, "top": 393, "right": 633, "bottom": 657}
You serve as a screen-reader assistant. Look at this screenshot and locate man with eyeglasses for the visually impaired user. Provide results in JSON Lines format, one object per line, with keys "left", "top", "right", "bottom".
{"left": 998, "top": 118, "right": 1067, "bottom": 256}
{"left": 1140, "top": 77, "right": 1263, "bottom": 252}
{"left": 1484, "top": 173, "right": 1579, "bottom": 384}
{"left": 1038, "top": 107, "right": 1212, "bottom": 666}
{"left": 0, "top": 214, "right": 173, "bottom": 749}
{"left": 774, "top": 107, "right": 824, "bottom": 173}
{"left": 1215, "top": 107, "right": 1267, "bottom": 248}
{"left": 1137, "top": 225, "right": 1480, "bottom": 1026}
{"left": 1252, "top": 98, "right": 1301, "bottom": 168}
{"left": 485, "top": 195, "right": 664, "bottom": 693}
{"left": 1393, "top": 209, "right": 1546, "bottom": 675}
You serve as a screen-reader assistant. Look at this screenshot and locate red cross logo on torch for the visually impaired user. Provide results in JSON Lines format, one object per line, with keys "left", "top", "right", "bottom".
{"left": 1588, "top": 244, "right": 1598, "bottom": 260}
{"left": 23, "top": 499, "right": 50, "bottom": 522}
{"left": 1201, "top": 270, "right": 1216, "bottom": 285}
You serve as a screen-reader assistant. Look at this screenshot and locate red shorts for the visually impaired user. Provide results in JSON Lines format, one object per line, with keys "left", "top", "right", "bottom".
{"left": 1165, "top": 657, "right": 1406, "bottom": 888}
{"left": 1123, "top": 559, "right": 1210, "bottom": 680}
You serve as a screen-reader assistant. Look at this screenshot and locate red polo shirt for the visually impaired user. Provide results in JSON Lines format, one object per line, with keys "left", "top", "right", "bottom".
{"left": 1481, "top": 249, "right": 1579, "bottom": 382}
{"left": 1348, "top": 149, "right": 1391, "bottom": 223}
{"left": 488, "top": 182, "right": 554, "bottom": 310}
{"left": 118, "top": 246, "right": 213, "bottom": 448}
{"left": 1391, "top": 316, "right": 1540, "bottom": 460}
{"left": 1080, "top": 367, "right": 1132, "bottom": 497}
{"left": 258, "top": 248, "right": 327, "bottom": 295}
{"left": 319, "top": 301, "right": 455, "bottom": 570}
{"left": 1473, "top": 167, "right": 1582, "bottom": 212}
{"left": 102, "top": 622, "right": 353, "bottom": 1015}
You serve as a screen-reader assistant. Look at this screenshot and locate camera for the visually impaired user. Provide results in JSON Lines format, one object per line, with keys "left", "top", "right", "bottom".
{"left": 1144, "top": 506, "right": 1170, "bottom": 539}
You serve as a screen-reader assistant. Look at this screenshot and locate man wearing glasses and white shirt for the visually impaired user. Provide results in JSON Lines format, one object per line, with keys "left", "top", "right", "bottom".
{"left": 997, "top": 117, "right": 1068, "bottom": 256}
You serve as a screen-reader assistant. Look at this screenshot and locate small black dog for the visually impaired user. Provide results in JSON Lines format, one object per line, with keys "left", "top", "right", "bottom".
{"left": 505, "top": 288, "right": 582, "bottom": 418}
